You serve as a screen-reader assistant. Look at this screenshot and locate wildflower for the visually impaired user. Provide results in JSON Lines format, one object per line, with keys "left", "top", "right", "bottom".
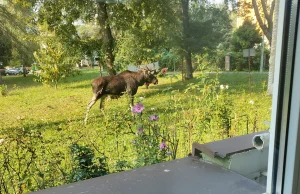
{"left": 159, "top": 141, "right": 167, "bottom": 150}
{"left": 220, "top": 85, "right": 224, "bottom": 90}
{"left": 167, "top": 151, "right": 172, "bottom": 156}
{"left": 132, "top": 103, "right": 145, "bottom": 113}
{"left": 161, "top": 67, "right": 168, "bottom": 74}
{"left": 139, "top": 97, "right": 145, "bottom": 101}
{"left": 150, "top": 115, "right": 159, "bottom": 121}
{"left": 0, "top": 139, "right": 4, "bottom": 144}
{"left": 225, "top": 85, "right": 229, "bottom": 89}
{"left": 137, "top": 127, "right": 143, "bottom": 135}
{"left": 249, "top": 100, "right": 254, "bottom": 105}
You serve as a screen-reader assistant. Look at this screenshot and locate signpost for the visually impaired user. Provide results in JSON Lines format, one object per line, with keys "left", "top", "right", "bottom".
{"left": 243, "top": 48, "right": 255, "bottom": 95}
{"left": 225, "top": 54, "right": 230, "bottom": 71}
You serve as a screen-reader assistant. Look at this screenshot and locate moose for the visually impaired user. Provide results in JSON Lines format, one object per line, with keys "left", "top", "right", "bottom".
{"left": 84, "top": 68, "right": 158, "bottom": 124}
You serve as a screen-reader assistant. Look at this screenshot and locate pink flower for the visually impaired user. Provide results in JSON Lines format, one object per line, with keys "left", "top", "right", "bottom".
{"left": 132, "top": 103, "right": 145, "bottom": 113}
{"left": 150, "top": 115, "right": 159, "bottom": 121}
{"left": 159, "top": 141, "right": 167, "bottom": 150}
{"left": 138, "top": 127, "right": 143, "bottom": 134}
{"left": 161, "top": 68, "right": 168, "bottom": 74}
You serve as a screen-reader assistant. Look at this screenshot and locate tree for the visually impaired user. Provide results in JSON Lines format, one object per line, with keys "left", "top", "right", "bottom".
{"left": 96, "top": 2, "right": 116, "bottom": 75}
{"left": 231, "top": 20, "right": 261, "bottom": 51}
{"left": 230, "top": 20, "right": 262, "bottom": 70}
{"left": 252, "top": 0, "right": 275, "bottom": 45}
{"left": 0, "top": 29, "right": 12, "bottom": 67}
{"left": 37, "top": 0, "right": 122, "bottom": 75}
{"left": 181, "top": 0, "right": 193, "bottom": 79}
{"left": 33, "top": 38, "right": 79, "bottom": 89}
{"left": 113, "top": 0, "right": 178, "bottom": 68}
{"left": 0, "top": 1, "right": 38, "bottom": 77}
{"left": 189, "top": 1, "right": 232, "bottom": 69}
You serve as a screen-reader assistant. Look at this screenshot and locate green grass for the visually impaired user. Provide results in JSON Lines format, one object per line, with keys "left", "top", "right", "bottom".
{"left": 0, "top": 69, "right": 272, "bottom": 193}
{"left": 1, "top": 69, "right": 271, "bottom": 153}
{"left": 1, "top": 69, "right": 271, "bottom": 152}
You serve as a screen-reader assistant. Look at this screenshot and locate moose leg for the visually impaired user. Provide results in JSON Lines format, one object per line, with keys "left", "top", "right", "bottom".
{"left": 99, "top": 95, "right": 107, "bottom": 109}
{"left": 84, "top": 94, "right": 100, "bottom": 125}
{"left": 129, "top": 95, "right": 134, "bottom": 110}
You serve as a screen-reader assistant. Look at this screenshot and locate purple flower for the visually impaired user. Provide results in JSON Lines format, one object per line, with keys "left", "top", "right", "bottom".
{"left": 132, "top": 103, "right": 145, "bottom": 113}
{"left": 159, "top": 141, "right": 167, "bottom": 150}
{"left": 138, "top": 127, "right": 143, "bottom": 134}
{"left": 150, "top": 115, "right": 159, "bottom": 121}
{"left": 167, "top": 151, "right": 172, "bottom": 155}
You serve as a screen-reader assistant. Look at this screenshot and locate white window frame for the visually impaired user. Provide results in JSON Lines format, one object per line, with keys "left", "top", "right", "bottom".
{"left": 266, "top": 0, "right": 300, "bottom": 193}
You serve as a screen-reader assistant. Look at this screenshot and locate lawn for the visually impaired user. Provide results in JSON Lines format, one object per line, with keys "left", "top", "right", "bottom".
{"left": 0, "top": 69, "right": 272, "bottom": 193}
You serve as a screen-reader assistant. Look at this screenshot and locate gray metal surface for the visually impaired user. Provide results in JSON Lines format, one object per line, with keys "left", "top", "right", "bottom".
{"left": 192, "top": 131, "right": 267, "bottom": 158}
{"left": 31, "top": 157, "right": 265, "bottom": 194}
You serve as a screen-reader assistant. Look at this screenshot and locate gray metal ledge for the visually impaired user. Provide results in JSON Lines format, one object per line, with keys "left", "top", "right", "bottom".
{"left": 192, "top": 131, "right": 268, "bottom": 158}
{"left": 31, "top": 157, "right": 265, "bottom": 194}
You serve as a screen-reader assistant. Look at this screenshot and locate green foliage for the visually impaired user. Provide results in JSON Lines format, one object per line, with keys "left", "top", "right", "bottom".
{"left": 114, "top": 0, "right": 178, "bottom": 66}
{"left": 0, "top": 29, "right": 12, "bottom": 67}
{"left": 131, "top": 106, "right": 178, "bottom": 167}
{"left": 114, "top": 160, "right": 132, "bottom": 172}
{"left": 1, "top": 84, "right": 8, "bottom": 96}
{"left": 159, "top": 49, "right": 181, "bottom": 71}
{"left": 229, "top": 20, "right": 265, "bottom": 71}
{"left": 33, "top": 39, "right": 79, "bottom": 88}
{"left": 230, "top": 20, "right": 261, "bottom": 51}
{"left": 0, "top": 122, "right": 47, "bottom": 193}
{"left": 0, "top": 2, "right": 38, "bottom": 67}
{"left": 70, "top": 143, "right": 108, "bottom": 181}
{"left": 189, "top": 2, "right": 232, "bottom": 54}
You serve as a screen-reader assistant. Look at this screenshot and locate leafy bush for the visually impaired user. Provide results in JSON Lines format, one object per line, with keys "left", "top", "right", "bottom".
{"left": 70, "top": 143, "right": 108, "bottom": 181}
{"left": 0, "top": 84, "right": 8, "bottom": 96}
{"left": 33, "top": 39, "right": 79, "bottom": 89}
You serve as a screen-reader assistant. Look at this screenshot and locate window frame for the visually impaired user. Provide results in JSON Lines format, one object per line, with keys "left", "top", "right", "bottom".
{"left": 266, "top": 0, "right": 300, "bottom": 193}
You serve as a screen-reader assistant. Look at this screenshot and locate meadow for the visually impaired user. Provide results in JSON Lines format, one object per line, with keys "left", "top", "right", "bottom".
{"left": 0, "top": 69, "right": 272, "bottom": 193}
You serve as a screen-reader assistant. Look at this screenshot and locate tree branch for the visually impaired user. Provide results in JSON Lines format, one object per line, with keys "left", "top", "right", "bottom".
{"left": 261, "top": 0, "right": 270, "bottom": 23}
{"left": 270, "top": 0, "right": 275, "bottom": 18}
{"left": 252, "top": 0, "right": 272, "bottom": 43}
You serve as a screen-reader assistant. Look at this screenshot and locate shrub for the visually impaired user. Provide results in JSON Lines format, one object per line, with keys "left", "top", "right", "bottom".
{"left": 70, "top": 143, "right": 109, "bottom": 182}
{"left": 0, "top": 84, "right": 8, "bottom": 96}
{"left": 33, "top": 40, "right": 80, "bottom": 89}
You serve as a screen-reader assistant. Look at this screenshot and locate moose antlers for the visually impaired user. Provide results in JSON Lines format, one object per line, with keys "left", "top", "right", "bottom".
{"left": 140, "top": 65, "right": 158, "bottom": 74}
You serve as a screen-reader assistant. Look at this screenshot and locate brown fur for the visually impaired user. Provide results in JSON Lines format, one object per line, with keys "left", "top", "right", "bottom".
{"left": 84, "top": 70, "right": 158, "bottom": 124}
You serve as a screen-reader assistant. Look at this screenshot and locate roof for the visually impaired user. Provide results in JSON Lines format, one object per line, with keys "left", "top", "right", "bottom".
{"left": 31, "top": 157, "right": 265, "bottom": 194}
{"left": 192, "top": 131, "right": 268, "bottom": 158}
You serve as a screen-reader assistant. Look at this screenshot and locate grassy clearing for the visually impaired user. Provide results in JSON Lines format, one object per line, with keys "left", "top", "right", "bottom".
{"left": 0, "top": 70, "right": 272, "bottom": 193}
{"left": 1, "top": 70, "right": 271, "bottom": 155}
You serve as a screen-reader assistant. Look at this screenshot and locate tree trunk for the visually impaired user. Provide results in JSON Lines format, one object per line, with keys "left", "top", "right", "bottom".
{"left": 181, "top": 0, "right": 193, "bottom": 80}
{"left": 97, "top": 2, "right": 116, "bottom": 75}
{"left": 0, "top": 74, "right": 4, "bottom": 85}
{"left": 267, "top": 0, "right": 279, "bottom": 95}
{"left": 22, "top": 64, "right": 26, "bottom": 77}
{"left": 252, "top": 0, "right": 275, "bottom": 45}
